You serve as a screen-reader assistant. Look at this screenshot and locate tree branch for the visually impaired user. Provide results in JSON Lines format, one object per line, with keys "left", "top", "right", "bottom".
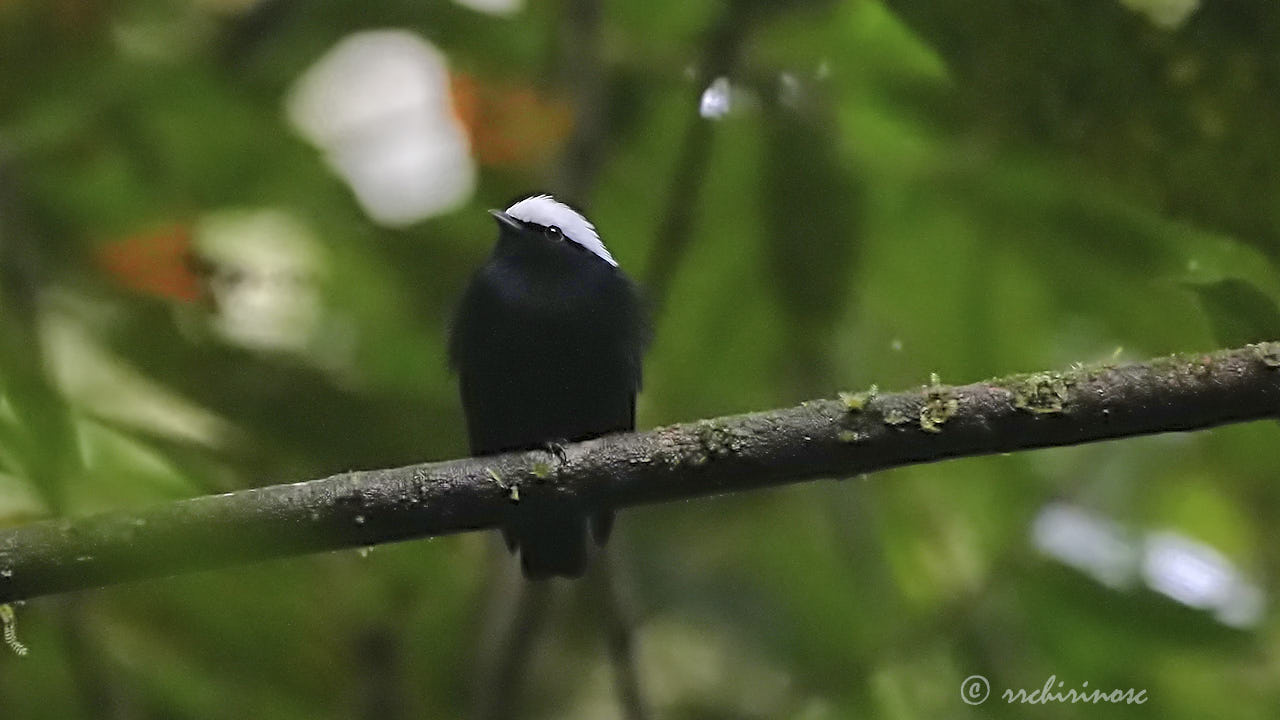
{"left": 2, "top": 343, "right": 1279, "bottom": 603}
{"left": 642, "top": 0, "right": 755, "bottom": 308}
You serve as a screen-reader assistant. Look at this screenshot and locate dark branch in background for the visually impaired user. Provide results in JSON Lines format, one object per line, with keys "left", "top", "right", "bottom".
{"left": 593, "top": 552, "right": 649, "bottom": 720}
{"left": 552, "top": 0, "right": 608, "bottom": 198}
{"left": 2, "top": 342, "right": 1280, "bottom": 603}
{"left": 642, "top": 0, "right": 755, "bottom": 308}
{"left": 471, "top": 570, "right": 551, "bottom": 720}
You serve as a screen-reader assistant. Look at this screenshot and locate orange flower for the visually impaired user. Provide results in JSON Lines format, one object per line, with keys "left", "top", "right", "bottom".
{"left": 96, "top": 224, "right": 202, "bottom": 303}
{"left": 450, "top": 71, "right": 575, "bottom": 169}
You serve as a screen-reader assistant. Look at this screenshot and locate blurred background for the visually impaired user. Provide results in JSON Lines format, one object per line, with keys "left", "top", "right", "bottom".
{"left": 3, "top": 0, "right": 1280, "bottom": 717}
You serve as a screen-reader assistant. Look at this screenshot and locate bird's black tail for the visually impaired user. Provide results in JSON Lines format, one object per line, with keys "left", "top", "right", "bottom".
{"left": 505, "top": 509, "right": 613, "bottom": 580}
{"left": 511, "top": 513, "right": 586, "bottom": 580}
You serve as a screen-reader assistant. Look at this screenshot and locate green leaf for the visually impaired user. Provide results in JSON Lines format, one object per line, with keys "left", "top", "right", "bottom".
{"left": 1184, "top": 279, "right": 1280, "bottom": 348}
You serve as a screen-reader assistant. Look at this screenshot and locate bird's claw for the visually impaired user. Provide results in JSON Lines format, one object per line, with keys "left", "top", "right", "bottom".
{"left": 542, "top": 441, "right": 569, "bottom": 465}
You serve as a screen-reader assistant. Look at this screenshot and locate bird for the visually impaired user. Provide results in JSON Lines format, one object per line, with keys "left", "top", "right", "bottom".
{"left": 449, "top": 194, "right": 649, "bottom": 579}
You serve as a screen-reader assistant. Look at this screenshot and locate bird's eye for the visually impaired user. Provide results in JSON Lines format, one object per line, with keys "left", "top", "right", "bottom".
{"left": 545, "top": 225, "right": 563, "bottom": 240}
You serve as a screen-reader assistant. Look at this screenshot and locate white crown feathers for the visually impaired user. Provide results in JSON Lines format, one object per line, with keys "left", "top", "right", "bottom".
{"left": 504, "top": 194, "right": 618, "bottom": 267}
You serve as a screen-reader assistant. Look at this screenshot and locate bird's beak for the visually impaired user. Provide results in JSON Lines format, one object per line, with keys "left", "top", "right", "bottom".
{"left": 488, "top": 209, "right": 522, "bottom": 232}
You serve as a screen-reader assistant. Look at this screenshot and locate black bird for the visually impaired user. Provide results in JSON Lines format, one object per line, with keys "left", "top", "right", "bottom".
{"left": 449, "top": 194, "right": 649, "bottom": 579}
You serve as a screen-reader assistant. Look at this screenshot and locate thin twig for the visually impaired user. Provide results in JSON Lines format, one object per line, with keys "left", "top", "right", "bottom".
{"left": 594, "top": 551, "right": 649, "bottom": 720}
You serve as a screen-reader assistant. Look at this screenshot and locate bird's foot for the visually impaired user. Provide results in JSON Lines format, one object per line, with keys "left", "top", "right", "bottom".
{"left": 542, "top": 440, "right": 569, "bottom": 465}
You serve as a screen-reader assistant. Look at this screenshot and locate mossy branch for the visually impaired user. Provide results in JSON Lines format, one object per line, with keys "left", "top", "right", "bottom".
{"left": 2, "top": 342, "right": 1279, "bottom": 603}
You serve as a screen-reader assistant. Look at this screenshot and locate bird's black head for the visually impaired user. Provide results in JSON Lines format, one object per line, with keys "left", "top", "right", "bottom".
{"left": 488, "top": 194, "right": 619, "bottom": 270}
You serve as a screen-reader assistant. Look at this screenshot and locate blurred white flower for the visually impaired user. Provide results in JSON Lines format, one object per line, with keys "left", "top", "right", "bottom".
{"left": 1119, "top": 0, "right": 1199, "bottom": 29}
{"left": 700, "top": 76, "right": 734, "bottom": 120}
{"left": 1142, "top": 531, "right": 1264, "bottom": 628}
{"left": 287, "top": 30, "right": 476, "bottom": 226}
{"left": 1032, "top": 502, "right": 1137, "bottom": 589}
{"left": 451, "top": 0, "right": 523, "bottom": 15}
{"left": 1032, "top": 501, "right": 1265, "bottom": 628}
{"left": 193, "top": 208, "right": 324, "bottom": 353}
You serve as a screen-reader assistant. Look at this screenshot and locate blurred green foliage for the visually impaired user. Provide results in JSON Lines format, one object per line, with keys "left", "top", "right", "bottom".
{"left": 3, "top": 0, "right": 1280, "bottom": 718}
